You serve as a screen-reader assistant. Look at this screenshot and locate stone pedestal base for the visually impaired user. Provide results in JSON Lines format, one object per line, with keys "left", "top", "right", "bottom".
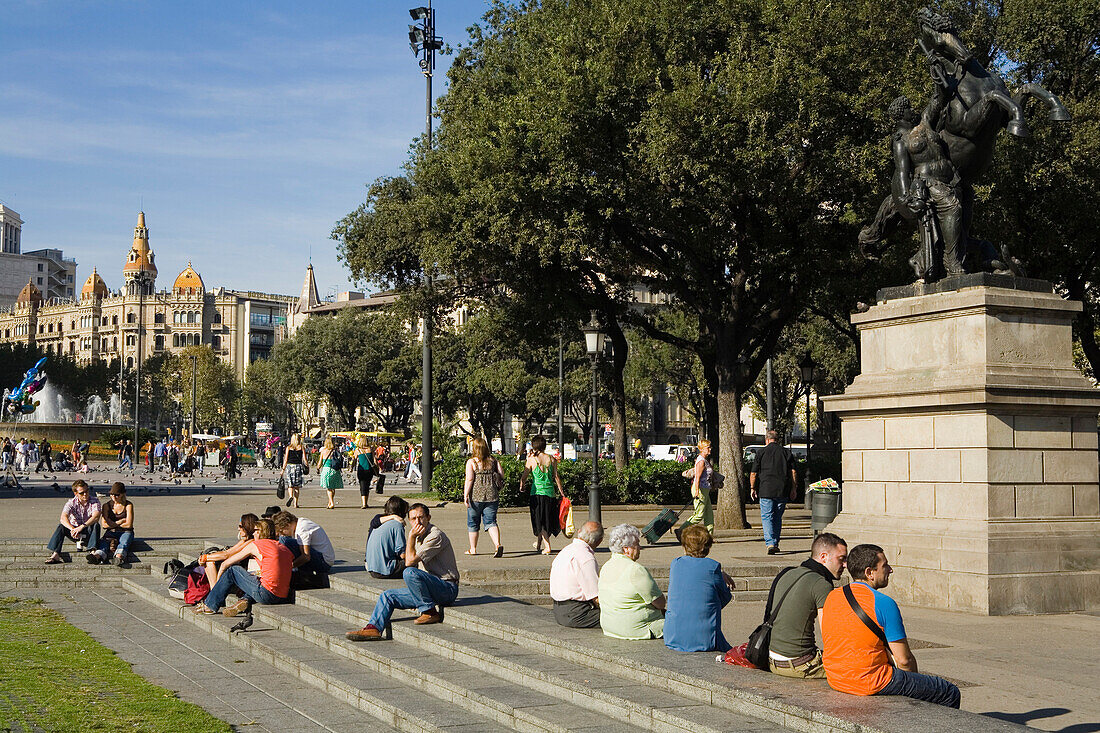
{"left": 823, "top": 283, "right": 1100, "bottom": 615}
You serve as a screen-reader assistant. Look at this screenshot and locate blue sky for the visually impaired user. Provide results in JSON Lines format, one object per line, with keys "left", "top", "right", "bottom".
{"left": 1, "top": 0, "right": 492, "bottom": 300}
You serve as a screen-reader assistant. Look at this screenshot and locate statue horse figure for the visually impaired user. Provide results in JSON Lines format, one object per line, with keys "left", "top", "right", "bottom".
{"left": 859, "top": 7, "right": 1069, "bottom": 282}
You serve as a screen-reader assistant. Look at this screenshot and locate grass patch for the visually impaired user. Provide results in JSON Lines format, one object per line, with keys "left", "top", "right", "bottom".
{"left": 0, "top": 596, "right": 232, "bottom": 732}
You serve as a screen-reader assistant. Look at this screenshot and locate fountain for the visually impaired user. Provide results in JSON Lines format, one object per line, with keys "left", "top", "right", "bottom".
{"left": 3, "top": 384, "right": 125, "bottom": 443}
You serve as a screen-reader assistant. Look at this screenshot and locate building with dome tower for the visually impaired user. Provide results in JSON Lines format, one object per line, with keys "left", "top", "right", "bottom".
{"left": 0, "top": 212, "right": 296, "bottom": 379}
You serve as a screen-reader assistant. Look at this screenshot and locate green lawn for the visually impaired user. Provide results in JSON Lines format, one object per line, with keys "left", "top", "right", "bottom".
{"left": 0, "top": 597, "right": 232, "bottom": 732}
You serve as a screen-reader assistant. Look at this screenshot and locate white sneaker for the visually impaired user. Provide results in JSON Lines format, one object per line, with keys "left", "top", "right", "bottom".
{"left": 75, "top": 541, "right": 86, "bottom": 551}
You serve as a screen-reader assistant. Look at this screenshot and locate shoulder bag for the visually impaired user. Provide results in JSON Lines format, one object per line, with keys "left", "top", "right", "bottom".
{"left": 745, "top": 566, "right": 812, "bottom": 670}
{"left": 842, "top": 584, "right": 892, "bottom": 656}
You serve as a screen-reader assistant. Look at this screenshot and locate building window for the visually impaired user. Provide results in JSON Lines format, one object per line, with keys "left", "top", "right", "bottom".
{"left": 71, "top": 321, "right": 75, "bottom": 330}
{"left": 127, "top": 312, "right": 135, "bottom": 324}
{"left": 126, "top": 335, "right": 135, "bottom": 346}
{"left": 37, "top": 264, "right": 43, "bottom": 271}
{"left": 213, "top": 311, "right": 222, "bottom": 324}
{"left": 154, "top": 312, "right": 164, "bottom": 324}
{"left": 112, "top": 315, "right": 118, "bottom": 325}
{"left": 155, "top": 335, "right": 164, "bottom": 350}
{"left": 127, "top": 357, "right": 133, "bottom": 368}
{"left": 112, "top": 337, "right": 117, "bottom": 350}
{"left": 212, "top": 335, "right": 220, "bottom": 348}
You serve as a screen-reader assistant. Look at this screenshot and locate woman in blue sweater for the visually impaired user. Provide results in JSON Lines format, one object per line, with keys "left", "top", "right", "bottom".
{"left": 664, "top": 524, "right": 734, "bottom": 652}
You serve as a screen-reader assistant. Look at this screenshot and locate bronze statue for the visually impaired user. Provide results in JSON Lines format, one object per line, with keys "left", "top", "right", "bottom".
{"left": 860, "top": 8, "right": 1069, "bottom": 282}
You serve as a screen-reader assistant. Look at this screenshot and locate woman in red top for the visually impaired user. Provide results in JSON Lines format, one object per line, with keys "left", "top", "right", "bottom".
{"left": 194, "top": 519, "right": 292, "bottom": 616}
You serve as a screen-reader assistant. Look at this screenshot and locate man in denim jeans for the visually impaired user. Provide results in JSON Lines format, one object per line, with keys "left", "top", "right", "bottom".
{"left": 346, "top": 503, "right": 459, "bottom": 640}
{"left": 821, "top": 544, "right": 960, "bottom": 708}
{"left": 750, "top": 430, "right": 797, "bottom": 555}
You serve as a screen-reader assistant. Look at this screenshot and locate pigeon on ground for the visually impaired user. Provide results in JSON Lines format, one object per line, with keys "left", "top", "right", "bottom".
{"left": 201, "top": 497, "right": 211, "bottom": 503}
{"left": 200, "top": 484, "right": 206, "bottom": 490}
{"left": 230, "top": 613, "right": 253, "bottom": 633}
{"left": 51, "top": 482, "right": 62, "bottom": 492}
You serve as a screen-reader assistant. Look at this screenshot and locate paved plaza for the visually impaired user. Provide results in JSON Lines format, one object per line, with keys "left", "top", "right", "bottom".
{"left": 1, "top": 462, "right": 1098, "bottom": 732}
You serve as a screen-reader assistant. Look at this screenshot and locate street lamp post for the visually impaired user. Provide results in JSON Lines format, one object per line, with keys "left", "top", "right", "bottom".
{"left": 557, "top": 331, "right": 564, "bottom": 450}
{"left": 189, "top": 354, "right": 197, "bottom": 439}
{"left": 409, "top": 4, "right": 442, "bottom": 493}
{"left": 582, "top": 313, "right": 606, "bottom": 523}
{"left": 799, "top": 352, "right": 817, "bottom": 485}
{"left": 133, "top": 271, "right": 150, "bottom": 450}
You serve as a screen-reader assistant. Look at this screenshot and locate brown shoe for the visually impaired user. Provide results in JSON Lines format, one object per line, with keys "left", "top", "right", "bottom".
{"left": 223, "top": 599, "right": 251, "bottom": 617}
{"left": 346, "top": 625, "right": 383, "bottom": 641}
{"left": 414, "top": 609, "right": 443, "bottom": 625}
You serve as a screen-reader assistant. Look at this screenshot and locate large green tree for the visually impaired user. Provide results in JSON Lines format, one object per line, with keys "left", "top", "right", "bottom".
{"left": 269, "top": 308, "right": 419, "bottom": 432}
{"left": 338, "top": 0, "right": 925, "bottom": 527}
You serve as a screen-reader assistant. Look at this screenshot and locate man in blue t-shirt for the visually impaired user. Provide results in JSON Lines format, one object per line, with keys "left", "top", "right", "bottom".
{"left": 365, "top": 496, "right": 409, "bottom": 579}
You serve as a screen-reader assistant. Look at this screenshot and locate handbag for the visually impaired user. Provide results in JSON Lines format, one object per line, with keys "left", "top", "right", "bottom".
{"left": 276, "top": 474, "right": 286, "bottom": 500}
{"left": 558, "top": 497, "right": 572, "bottom": 532}
{"left": 183, "top": 567, "right": 211, "bottom": 605}
{"left": 745, "top": 567, "right": 811, "bottom": 670}
{"left": 559, "top": 497, "right": 575, "bottom": 538}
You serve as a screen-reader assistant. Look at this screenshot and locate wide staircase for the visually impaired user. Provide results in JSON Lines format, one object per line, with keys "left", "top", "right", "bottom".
{"left": 1, "top": 540, "right": 1025, "bottom": 733}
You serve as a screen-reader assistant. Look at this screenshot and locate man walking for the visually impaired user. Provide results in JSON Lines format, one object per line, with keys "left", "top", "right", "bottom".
{"left": 549, "top": 521, "right": 603, "bottom": 628}
{"left": 750, "top": 430, "right": 797, "bottom": 554}
{"left": 346, "top": 503, "right": 459, "bottom": 640}
{"left": 821, "top": 544, "right": 960, "bottom": 708}
{"left": 118, "top": 440, "right": 134, "bottom": 470}
{"left": 765, "top": 532, "right": 847, "bottom": 679}
{"left": 35, "top": 436, "right": 53, "bottom": 473}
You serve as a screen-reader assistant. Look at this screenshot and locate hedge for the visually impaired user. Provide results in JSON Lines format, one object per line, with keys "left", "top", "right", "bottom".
{"left": 431, "top": 454, "right": 693, "bottom": 507}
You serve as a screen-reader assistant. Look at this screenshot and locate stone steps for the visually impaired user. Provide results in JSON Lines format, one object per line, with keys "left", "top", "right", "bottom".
{"left": 291, "top": 584, "right": 784, "bottom": 733}
{"left": 22, "top": 587, "right": 385, "bottom": 733}
{"left": 322, "top": 571, "right": 1024, "bottom": 733}
{"left": 123, "top": 575, "right": 604, "bottom": 732}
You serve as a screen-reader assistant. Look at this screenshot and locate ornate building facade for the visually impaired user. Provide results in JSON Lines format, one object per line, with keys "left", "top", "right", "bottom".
{"left": 0, "top": 212, "right": 295, "bottom": 378}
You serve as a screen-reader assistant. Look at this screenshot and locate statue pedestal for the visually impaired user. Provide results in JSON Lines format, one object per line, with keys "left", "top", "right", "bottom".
{"left": 823, "top": 282, "right": 1100, "bottom": 614}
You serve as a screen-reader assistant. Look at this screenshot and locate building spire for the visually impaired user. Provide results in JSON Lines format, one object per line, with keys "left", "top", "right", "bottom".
{"left": 123, "top": 210, "right": 157, "bottom": 295}
{"left": 295, "top": 263, "right": 320, "bottom": 313}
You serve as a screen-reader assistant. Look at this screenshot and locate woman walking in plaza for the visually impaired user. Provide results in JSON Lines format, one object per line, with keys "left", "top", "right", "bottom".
{"left": 354, "top": 436, "right": 375, "bottom": 510}
{"left": 463, "top": 436, "right": 504, "bottom": 557}
{"left": 282, "top": 433, "right": 305, "bottom": 508}
{"left": 681, "top": 439, "right": 716, "bottom": 535}
{"left": 317, "top": 435, "right": 343, "bottom": 510}
{"left": 521, "top": 435, "right": 566, "bottom": 555}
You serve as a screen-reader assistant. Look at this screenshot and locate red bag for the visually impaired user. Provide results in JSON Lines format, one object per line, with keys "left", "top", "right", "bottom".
{"left": 558, "top": 497, "right": 572, "bottom": 531}
{"left": 183, "top": 567, "right": 211, "bottom": 605}
{"left": 722, "top": 643, "right": 759, "bottom": 669}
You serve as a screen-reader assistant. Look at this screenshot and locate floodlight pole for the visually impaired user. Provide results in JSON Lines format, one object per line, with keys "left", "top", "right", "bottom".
{"left": 409, "top": 1, "right": 441, "bottom": 492}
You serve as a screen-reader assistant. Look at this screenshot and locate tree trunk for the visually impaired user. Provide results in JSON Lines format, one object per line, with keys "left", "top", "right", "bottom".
{"left": 607, "top": 321, "right": 630, "bottom": 469}
{"left": 714, "top": 383, "right": 750, "bottom": 529}
{"left": 701, "top": 359, "right": 720, "bottom": 458}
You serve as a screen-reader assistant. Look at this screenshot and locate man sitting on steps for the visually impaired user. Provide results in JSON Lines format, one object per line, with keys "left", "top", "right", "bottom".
{"left": 821, "top": 544, "right": 960, "bottom": 708}
{"left": 549, "top": 520, "right": 603, "bottom": 628}
{"left": 346, "top": 503, "right": 459, "bottom": 640}
{"left": 272, "top": 511, "right": 335, "bottom": 589}
{"left": 766, "top": 532, "right": 847, "bottom": 679}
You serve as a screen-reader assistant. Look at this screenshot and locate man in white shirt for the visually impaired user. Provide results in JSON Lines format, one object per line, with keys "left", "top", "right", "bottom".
{"left": 272, "top": 511, "right": 335, "bottom": 584}
{"left": 549, "top": 521, "right": 603, "bottom": 628}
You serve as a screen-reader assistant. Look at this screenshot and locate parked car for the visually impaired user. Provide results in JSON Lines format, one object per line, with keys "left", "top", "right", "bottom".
{"left": 644, "top": 444, "right": 696, "bottom": 462}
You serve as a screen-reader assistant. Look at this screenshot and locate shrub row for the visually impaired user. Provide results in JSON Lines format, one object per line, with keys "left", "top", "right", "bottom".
{"left": 431, "top": 454, "right": 694, "bottom": 507}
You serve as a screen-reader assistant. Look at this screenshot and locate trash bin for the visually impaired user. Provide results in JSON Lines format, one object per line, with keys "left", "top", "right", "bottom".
{"left": 810, "top": 488, "right": 841, "bottom": 533}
